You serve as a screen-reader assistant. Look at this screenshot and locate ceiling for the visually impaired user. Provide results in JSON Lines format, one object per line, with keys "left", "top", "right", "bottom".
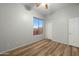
{"left": 23, "top": 3, "right": 79, "bottom": 17}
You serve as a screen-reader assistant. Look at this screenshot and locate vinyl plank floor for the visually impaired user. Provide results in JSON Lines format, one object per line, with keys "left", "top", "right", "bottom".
{"left": 0, "top": 39, "right": 79, "bottom": 56}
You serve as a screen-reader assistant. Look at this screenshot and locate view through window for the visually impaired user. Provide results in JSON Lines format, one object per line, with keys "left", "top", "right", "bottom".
{"left": 33, "top": 17, "right": 43, "bottom": 35}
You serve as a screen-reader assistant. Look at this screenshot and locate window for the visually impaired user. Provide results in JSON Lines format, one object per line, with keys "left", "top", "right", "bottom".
{"left": 33, "top": 17, "right": 43, "bottom": 35}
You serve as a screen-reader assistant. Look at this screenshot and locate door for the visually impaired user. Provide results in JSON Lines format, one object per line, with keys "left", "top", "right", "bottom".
{"left": 69, "top": 17, "right": 79, "bottom": 47}
{"left": 45, "top": 22, "right": 53, "bottom": 39}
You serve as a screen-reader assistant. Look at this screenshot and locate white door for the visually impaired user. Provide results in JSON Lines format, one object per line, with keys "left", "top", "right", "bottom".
{"left": 69, "top": 17, "right": 79, "bottom": 47}
{"left": 45, "top": 22, "right": 53, "bottom": 39}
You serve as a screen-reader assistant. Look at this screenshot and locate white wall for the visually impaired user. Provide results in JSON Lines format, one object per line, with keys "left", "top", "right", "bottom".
{"left": 0, "top": 3, "right": 44, "bottom": 52}
{"left": 45, "top": 4, "right": 79, "bottom": 44}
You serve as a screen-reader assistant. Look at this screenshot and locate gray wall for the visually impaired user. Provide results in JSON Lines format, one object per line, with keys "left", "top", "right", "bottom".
{"left": 0, "top": 4, "right": 44, "bottom": 52}
{"left": 45, "top": 4, "right": 79, "bottom": 44}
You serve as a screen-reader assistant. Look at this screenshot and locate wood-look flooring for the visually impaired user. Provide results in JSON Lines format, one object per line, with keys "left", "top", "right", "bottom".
{"left": 0, "top": 39, "right": 79, "bottom": 56}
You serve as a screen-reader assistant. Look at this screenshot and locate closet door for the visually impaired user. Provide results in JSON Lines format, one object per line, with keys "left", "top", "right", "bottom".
{"left": 69, "top": 17, "right": 79, "bottom": 47}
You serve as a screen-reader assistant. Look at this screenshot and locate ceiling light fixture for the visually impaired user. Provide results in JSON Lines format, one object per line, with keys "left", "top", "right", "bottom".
{"left": 35, "top": 3, "right": 48, "bottom": 9}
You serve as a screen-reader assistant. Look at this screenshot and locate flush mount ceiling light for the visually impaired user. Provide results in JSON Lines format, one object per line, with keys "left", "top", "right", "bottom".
{"left": 35, "top": 3, "right": 48, "bottom": 9}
